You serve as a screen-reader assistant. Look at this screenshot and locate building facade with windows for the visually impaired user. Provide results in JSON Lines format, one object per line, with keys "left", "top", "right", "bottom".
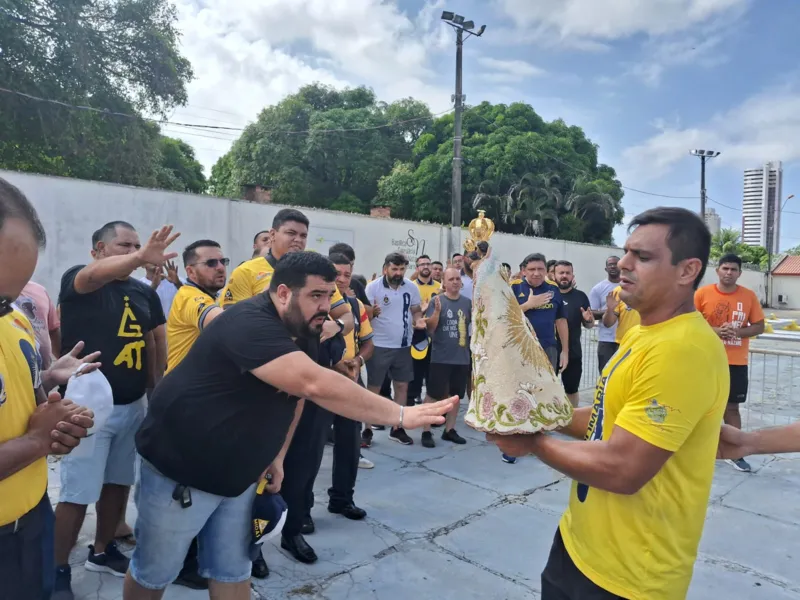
{"left": 742, "top": 161, "right": 783, "bottom": 253}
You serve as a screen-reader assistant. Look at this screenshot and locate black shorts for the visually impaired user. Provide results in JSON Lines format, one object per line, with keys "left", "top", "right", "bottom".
{"left": 0, "top": 494, "right": 54, "bottom": 600}
{"left": 728, "top": 365, "right": 749, "bottom": 404}
{"left": 427, "top": 363, "right": 470, "bottom": 400}
{"left": 542, "top": 528, "right": 626, "bottom": 599}
{"left": 561, "top": 359, "right": 583, "bottom": 395}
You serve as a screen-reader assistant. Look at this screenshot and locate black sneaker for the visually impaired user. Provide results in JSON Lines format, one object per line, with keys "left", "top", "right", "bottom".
{"left": 371, "top": 424, "right": 386, "bottom": 431}
{"left": 85, "top": 540, "right": 129, "bottom": 577}
{"left": 421, "top": 431, "right": 435, "bottom": 448}
{"left": 727, "top": 457, "right": 752, "bottom": 473}
{"left": 251, "top": 552, "right": 269, "bottom": 579}
{"left": 361, "top": 428, "right": 373, "bottom": 448}
{"left": 390, "top": 427, "right": 413, "bottom": 445}
{"left": 442, "top": 429, "right": 467, "bottom": 445}
{"left": 51, "top": 565, "right": 74, "bottom": 600}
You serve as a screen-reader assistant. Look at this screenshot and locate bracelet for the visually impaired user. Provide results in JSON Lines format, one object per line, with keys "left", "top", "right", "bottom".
{"left": 398, "top": 405, "right": 405, "bottom": 429}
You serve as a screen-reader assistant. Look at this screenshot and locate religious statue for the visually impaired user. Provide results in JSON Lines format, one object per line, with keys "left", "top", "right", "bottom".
{"left": 463, "top": 210, "right": 495, "bottom": 254}
{"left": 463, "top": 213, "right": 573, "bottom": 435}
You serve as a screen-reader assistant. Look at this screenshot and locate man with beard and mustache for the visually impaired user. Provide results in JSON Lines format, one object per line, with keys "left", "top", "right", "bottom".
{"left": 128, "top": 252, "right": 457, "bottom": 599}
{"left": 589, "top": 256, "right": 621, "bottom": 373}
{"left": 364, "top": 253, "right": 427, "bottom": 446}
{"left": 553, "top": 261, "right": 595, "bottom": 408}
{"left": 409, "top": 255, "right": 441, "bottom": 406}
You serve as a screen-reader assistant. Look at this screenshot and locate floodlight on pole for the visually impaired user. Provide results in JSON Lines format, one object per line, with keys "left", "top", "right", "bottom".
{"left": 441, "top": 10, "right": 487, "bottom": 261}
{"left": 689, "top": 148, "right": 721, "bottom": 218}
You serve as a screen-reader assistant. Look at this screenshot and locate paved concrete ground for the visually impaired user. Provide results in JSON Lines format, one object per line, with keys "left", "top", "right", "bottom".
{"left": 56, "top": 402, "right": 800, "bottom": 600}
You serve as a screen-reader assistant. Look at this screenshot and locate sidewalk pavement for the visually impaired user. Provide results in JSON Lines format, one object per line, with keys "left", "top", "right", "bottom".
{"left": 55, "top": 408, "right": 800, "bottom": 599}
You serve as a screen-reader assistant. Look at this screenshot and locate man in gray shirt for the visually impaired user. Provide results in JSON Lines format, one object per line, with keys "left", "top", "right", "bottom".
{"left": 422, "top": 267, "right": 471, "bottom": 448}
{"left": 588, "top": 255, "right": 621, "bottom": 373}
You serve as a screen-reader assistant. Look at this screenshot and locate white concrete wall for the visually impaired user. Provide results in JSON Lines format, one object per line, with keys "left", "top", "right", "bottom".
{"left": 771, "top": 277, "right": 800, "bottom": 309}
{"left": 0, "top": 169, "right": 766, "bottom": 304}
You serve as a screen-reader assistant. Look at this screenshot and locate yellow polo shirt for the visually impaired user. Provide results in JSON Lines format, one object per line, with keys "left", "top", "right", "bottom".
{"left": 559, "top": 312, "right": 728, "bottom": 599}
{"left": 220, "top": 254, "right": 345, "bottom": 310}
{"left": 0, "top": 310, "right": 47, "bottom": 526}
{"left": 165, "top": 283, "right": 219, "bottom": 374}
{"left": 612, "top": 286, "right": 641, "bottom": 343}
{"left": 415, "top": 279, "right": 441, "bottom": 304}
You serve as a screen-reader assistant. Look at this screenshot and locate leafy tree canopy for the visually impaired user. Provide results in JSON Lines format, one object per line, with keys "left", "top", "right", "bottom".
{"left": 710, "top": 228, "right": 768, "bottom": 270}
{"left": 0, "top": 0, "right": 194, "bottom": 188}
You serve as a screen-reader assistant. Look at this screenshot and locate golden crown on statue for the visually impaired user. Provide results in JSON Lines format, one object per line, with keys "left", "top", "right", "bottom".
{"left": 463, "top": 210, "right": 495, "bottom": 253}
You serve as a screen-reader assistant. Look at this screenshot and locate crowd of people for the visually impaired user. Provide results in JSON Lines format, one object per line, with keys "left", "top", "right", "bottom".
{"left": 0, "top": 172, "right": 794, "bottom": 600}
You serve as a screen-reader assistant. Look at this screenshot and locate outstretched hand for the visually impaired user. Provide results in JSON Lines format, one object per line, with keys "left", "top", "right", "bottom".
{"left": 137, "top": 225, "right": 181, "bottom": 266}
{"left": 45, "top": 341, "right": 101, "bottom": 388}
{"left": 402, "top": 396, "right": 459, "bottom": 430}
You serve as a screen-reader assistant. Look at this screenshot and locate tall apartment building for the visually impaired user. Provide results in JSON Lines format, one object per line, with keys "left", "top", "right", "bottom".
{"left": 704, "top": 208, "right": 721, "bottom": 236}
{"left": 742, "top": 161, "right": 783, "bottom": 253}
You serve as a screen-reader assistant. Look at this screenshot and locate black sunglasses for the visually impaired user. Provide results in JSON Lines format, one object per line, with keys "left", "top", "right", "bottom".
{"left": 190, "top": 258, "right": 230, "bottom": 268}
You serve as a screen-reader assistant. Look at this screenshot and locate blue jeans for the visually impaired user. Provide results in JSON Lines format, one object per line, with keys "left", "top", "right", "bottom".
{"left": 129, "top": 459, "right": 255, "bottom": 589}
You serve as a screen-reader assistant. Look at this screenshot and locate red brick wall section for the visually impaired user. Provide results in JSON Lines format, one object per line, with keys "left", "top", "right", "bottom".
{"left": 371, "top": 206, "right": 391, "bottom": 218}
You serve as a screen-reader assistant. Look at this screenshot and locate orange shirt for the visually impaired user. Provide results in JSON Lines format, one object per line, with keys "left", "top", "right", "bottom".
{"left": 694, "top": 284, "right": 765, "bottom": 366}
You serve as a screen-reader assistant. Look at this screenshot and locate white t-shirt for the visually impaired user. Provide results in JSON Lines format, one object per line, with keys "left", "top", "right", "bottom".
{"left": 460, "top": 274, "right": 473, "bottom": 300}
{"left": 589, "top": 279, "right": 619, "bottom": 343}
{"left": 365, "top": 277, "right": 422, "bottom": 349}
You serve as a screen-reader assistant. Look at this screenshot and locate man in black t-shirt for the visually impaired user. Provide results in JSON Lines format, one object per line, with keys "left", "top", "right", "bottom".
{"left": 553, "top": 260, "right": 595, "bottom": 408}
{"left": 127, "top": 252, "right": 457, "bottom": 598}
{"left": 52, "top": 221, "right": 178, "bottom": 599}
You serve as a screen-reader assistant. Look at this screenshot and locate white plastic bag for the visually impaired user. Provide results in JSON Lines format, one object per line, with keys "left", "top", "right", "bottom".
{"left": 64, "top": 366, "right": 113, "bottom": 458}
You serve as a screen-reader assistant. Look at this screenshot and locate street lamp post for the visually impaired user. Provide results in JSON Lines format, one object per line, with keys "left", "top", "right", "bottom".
{"left": 768, "top": 193, "right": 796, "bottom": 306}
{"left": 441, "top": 11, "right": 485, "bottom": 262}
{"left": 690, "top": 149, "right": 721, "bottom": 219}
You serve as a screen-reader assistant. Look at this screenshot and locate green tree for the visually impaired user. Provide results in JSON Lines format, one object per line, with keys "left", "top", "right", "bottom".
{"left": 156, "top": 137, "right": 206, "bottom": 193}
{"left": 0, "top": 0, "right": 193, "bottom": 187}
{"left": 710, "top": 228, "right": 768, "bottom": 270}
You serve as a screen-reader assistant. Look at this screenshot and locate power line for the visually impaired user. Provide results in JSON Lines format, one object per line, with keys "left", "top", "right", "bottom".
{"left": 0, "top": 86, "right": 453, "bottom": 135}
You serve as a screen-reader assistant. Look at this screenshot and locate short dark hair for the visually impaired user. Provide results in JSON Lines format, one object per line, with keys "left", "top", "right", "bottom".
{"left": 546, "top": 259, "right": 557, "bottom": 270}
{"left": 352, "top": 274, "right": 367, "bottom": 287}
{"left": 253, "top": 230, "right": 269, "bottom": 244}
{"left": 0, "top": 178, "right": 46, "bottom": 248}
{"left": 328, "top": 252, "right": 352, "bottom": 267}
{"left": 432, "top": 260, "right": 443, "bottom": 267}
{"left": 628, "top": 207, "right": 711, "bottom": 289}
{"left": 554, "top": 260, "right": 573, "bottom": 269}
{"left": 92, "top": 220, "right": 135, "bottom": 249}
{"left": 606, "top": 255, "right": 620, "bottom": 264}
{"left": 183, "top": 239, "right": 221, "bottom": 266}
{"left": 329, "top": 242, "right": 355, "bottom": 263}
{"left": 269, "top": 251, "right": 336, "bottom": 292}
{"left": 718, "top": 253, "right": 742, "bottom": 269}
{"left": 467, "top": 251, "right": 480, "bottom": 262}
{"left": 272, "top": 208, "right": 309, "bottom": 230}
{"left": 521, "top": 253, "right": 547, "bottom": 269}
{"left": 384, "top": 252, "right": 408, "bottom": 267}
{"left": 452, "top": 253, "right": 462, "bottom": 259}
{"left": 416, "top": 254, "right": 431, "bottom": 264}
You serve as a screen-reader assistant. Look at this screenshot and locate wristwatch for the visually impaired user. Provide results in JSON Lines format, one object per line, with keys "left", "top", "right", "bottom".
{"left": 335, "top": 318, "right": 345, "bottom": 333}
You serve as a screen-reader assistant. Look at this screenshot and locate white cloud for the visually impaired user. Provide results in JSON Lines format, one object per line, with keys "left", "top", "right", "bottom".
{"left": 477, "top": 57, "right": 546, "bottom": 82}
{"left": 621, "top": 87, "right": 800, "bottom": 182}
{"left": 170, "top": 0, "right": 454, "bottom": 172}
{"left": 496, "top": 0, "right": 749, "bottom": 41}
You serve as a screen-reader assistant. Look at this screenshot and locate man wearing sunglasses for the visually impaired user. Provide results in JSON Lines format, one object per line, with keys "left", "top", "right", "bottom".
{"left": 162, "top": 239, "right": 229, "bottom": 589}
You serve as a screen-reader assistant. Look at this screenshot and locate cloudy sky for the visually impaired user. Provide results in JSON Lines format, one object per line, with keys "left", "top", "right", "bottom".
{"left": 165, "top": 0, "right": 800, "bottom": 249}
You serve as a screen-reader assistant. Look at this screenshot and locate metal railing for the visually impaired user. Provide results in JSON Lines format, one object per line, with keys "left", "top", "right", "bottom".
{"left": 576, "top": 328, "right": 800, "bottom": 432}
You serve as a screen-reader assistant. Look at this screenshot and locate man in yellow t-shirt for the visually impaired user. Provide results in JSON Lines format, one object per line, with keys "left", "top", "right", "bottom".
{"left": 602, "top": 285, "right": 641, "bottom": 343}
{"left": 409, "top": 255, "right": 441, "bottom": 404}
{"left": 488, "top": 207, "right": 728, "bottom": 600}
{"left": 220, "top": 208, "right": 352, "bottom": 335}
{"left": 165, "top": 240, "right": 228, "bottom": 374}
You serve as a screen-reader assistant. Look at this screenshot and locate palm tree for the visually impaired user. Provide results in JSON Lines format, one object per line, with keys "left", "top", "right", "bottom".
{"left": 510, "top": 172, "right": 562, "bottom": 235}
{"left": 564, "top": 176, "right": 616, "bottom": 221}
{"left": 710, "top": 228, "right": 742, "bottom": 261}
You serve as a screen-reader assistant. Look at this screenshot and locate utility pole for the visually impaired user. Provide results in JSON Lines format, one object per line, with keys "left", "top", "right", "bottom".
{"left": 441, "top": 12, "right": 485, "bottom": 263}
{"left": 690, "top": 149, "right": 720, "bottom": 219}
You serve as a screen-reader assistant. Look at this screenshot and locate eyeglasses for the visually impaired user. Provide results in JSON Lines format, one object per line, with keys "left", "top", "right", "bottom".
{"left": 0, "top": 296, "right": 13, "bottom": 318}
{"left": 189, "top": 258, "right": 230, "bottom": 268}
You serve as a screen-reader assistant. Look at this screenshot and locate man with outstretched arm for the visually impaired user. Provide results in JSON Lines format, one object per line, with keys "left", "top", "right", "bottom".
{"left": 488, "top": 208, "right": 729, "bottom": 600}
{"left": 124, "top": 252, "right": 456, "bottom": 600}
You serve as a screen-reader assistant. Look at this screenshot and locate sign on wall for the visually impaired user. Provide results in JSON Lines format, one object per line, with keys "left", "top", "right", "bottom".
{"left": 391, "top": 228, "right": 429, "bottom": 264}
{"left": 307, "top": 226, "right": 355, "bottom": 254}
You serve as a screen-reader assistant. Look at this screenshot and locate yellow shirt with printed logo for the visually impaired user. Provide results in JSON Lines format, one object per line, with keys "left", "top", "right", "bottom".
{"left": 166, "top": 283, "right": 219, "bottom": 374}
{"left": 220, "top": 255, "right": 345, "bottom": 310}
{"left": 559, "top": 311, "right": 728, "bottom": 600}
{"left": 344, "top": 299, "right": 374, "bottom": 360}
{"left": 415, "top": 279, "right": 441, "bottom": 305}
{"left": 0, "top": 310, "right": 47, "bottom": 526}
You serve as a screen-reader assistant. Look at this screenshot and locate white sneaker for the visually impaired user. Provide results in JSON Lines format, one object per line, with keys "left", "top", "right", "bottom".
{"left": 358, "top": 456, "right": 374, "bottom": 469}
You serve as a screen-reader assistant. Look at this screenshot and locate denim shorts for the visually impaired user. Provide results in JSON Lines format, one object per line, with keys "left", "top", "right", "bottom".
{"left": 129, "top": 459, "right": 256, "bottom": 589}
{"left": 59, "top": 397, "right": 145, "bottom": 505}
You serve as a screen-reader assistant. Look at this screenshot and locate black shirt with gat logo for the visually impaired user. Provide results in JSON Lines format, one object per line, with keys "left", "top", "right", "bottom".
{"left": 58, "top": 265, "right": 165, "bottom": 405}
{"left": 136, "top": 293, "right": 319, "bottom": 497}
